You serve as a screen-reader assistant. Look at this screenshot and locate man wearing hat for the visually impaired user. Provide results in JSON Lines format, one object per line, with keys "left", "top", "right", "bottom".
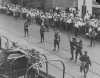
{"left": 40, "top": 25, "right": 45, "bottom": 43}
{"left": 75, "top": 37, "right": 83, "bottom": 62}
{"left": 24, "top": 20, "right": 29, "bottom": 37}
{"left": 89, "top": 30, "right": 96, "bottom": 47}
{"left": 53, "top": 31, "right": 60, "bottom": 51}
{"left": 79, "top": 51, "right": 91, "bottom": 76}
{"left": 70, "top": 37, "right": 77, "bottom": 60}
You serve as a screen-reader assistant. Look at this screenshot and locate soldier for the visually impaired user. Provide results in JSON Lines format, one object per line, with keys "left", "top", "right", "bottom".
{"left": 89, "top": 30, "right": 96, "bottom": 47}
{"left": 40, "top": 25, "right": 45, "bottom": 43}
{"left": 75, "top": 39, "right": 83, "bottom": 62}
{"left": 70, "top": 37, "right": 77, "bottom": 60}
{"left": 79, "top": 51, "right": 91, "bottom": 78}
{"left": 24, "top": 20, "right": 29, "bottom": 37}
{"left": 53, "top": 31, "right": 60, "bottom": 51}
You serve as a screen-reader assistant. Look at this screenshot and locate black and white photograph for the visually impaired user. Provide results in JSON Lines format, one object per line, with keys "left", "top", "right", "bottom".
{"left": 0, "top": 0, "right": 100, "bottom": 78}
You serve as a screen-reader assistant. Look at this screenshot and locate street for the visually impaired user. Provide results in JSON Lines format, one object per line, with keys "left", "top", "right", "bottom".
{"left": 0, "top": 13, "right": 100, "bottom": 78}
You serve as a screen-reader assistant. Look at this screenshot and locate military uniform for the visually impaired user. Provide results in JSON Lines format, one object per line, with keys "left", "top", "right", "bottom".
{"left": 40, "top": 26, "right": 45, "bottom": 43}
{"left": 54, "top": 32, "right": 60, "bottom": 51}
{"left": 24, "top": 21, "right": 29, "bottom": 37}
{"left": 70, "top": 37, "right": 77, "bottom": 60}
{"left": 89, "top": 30, "right": 96, "bottom": 47}
{"left": 75, "top": 39, "right": 83, "bottom": 62}
{"left": 79, "top": 51, "right": 91, "bottom": 73}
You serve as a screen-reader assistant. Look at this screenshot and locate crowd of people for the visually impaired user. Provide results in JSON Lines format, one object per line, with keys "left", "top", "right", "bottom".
{"left": 0, "top": 3, "right": 100, "bottom": 41}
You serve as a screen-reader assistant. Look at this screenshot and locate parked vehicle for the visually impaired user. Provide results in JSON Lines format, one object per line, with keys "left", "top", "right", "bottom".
{"left": 0, "top": 48, "right": 55, "bottom": 78}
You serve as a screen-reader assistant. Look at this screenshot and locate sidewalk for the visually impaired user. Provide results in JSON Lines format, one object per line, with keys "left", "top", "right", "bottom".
{"left": 0, "top": 14, "right": 100, "bottom": 78}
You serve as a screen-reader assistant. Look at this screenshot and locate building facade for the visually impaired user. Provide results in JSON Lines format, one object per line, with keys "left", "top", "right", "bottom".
{"left": 19, "top": 0, "right": 76, "bottom": 9}
{"left": 78, "top": 0, "right": 92, "bottom": 16}
{"left": 45, "top": 0, "right": 76, "bottom": 8}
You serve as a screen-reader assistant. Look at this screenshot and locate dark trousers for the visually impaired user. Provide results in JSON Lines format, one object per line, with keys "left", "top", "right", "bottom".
{"left": 80, "top": 62, "right": 89, "bottom": 76}
{"left": 54, "top": 40, "right": 60, "bottom": 50}
{"left": 90, "top": 37, "right": 95, "bottom": 47}
{"left": 74, "top": 28, "right": 79, "bottom": 37}
{"left": 75, "top": 49, "right": 82, "bottom": 61}
{"left": 40, "top": 33, "right": 44, "bottom": 43}
{"left": 24, "top": 29, "right": 28, "bottom": 37}
{"left": 70, "top": 48, "right": 74, "bottom": 60}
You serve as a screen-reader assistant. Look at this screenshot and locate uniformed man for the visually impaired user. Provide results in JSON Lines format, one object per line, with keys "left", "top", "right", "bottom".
{"left": 89, "top": 30, "right": 96, "bottom": 47}
{"left": 53, "top": 31, "right": 60, "bottom": 51}
{"left": 40, "top": 25, "right": 45, "bottom": 43}
{"left": 75, "top": 39, "right": 83, "bottom": 62}
{"left": 79, "top": 51, "right": 91, "bottom": 78}
{"left": 24, "top": 20, "right": 29, "bottom": 37}
{"left": 70, "top": 37, "right": 77, "bottom": 60}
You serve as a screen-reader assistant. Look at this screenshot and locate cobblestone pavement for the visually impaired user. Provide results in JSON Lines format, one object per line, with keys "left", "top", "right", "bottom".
{"left": 0, "top": 14, "right": 100, "bottom": 78}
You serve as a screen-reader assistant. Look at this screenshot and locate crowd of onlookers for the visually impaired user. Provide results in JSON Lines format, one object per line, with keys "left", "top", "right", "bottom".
{"left": 1, "top": 3, "right": 100, "bottom": 40}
